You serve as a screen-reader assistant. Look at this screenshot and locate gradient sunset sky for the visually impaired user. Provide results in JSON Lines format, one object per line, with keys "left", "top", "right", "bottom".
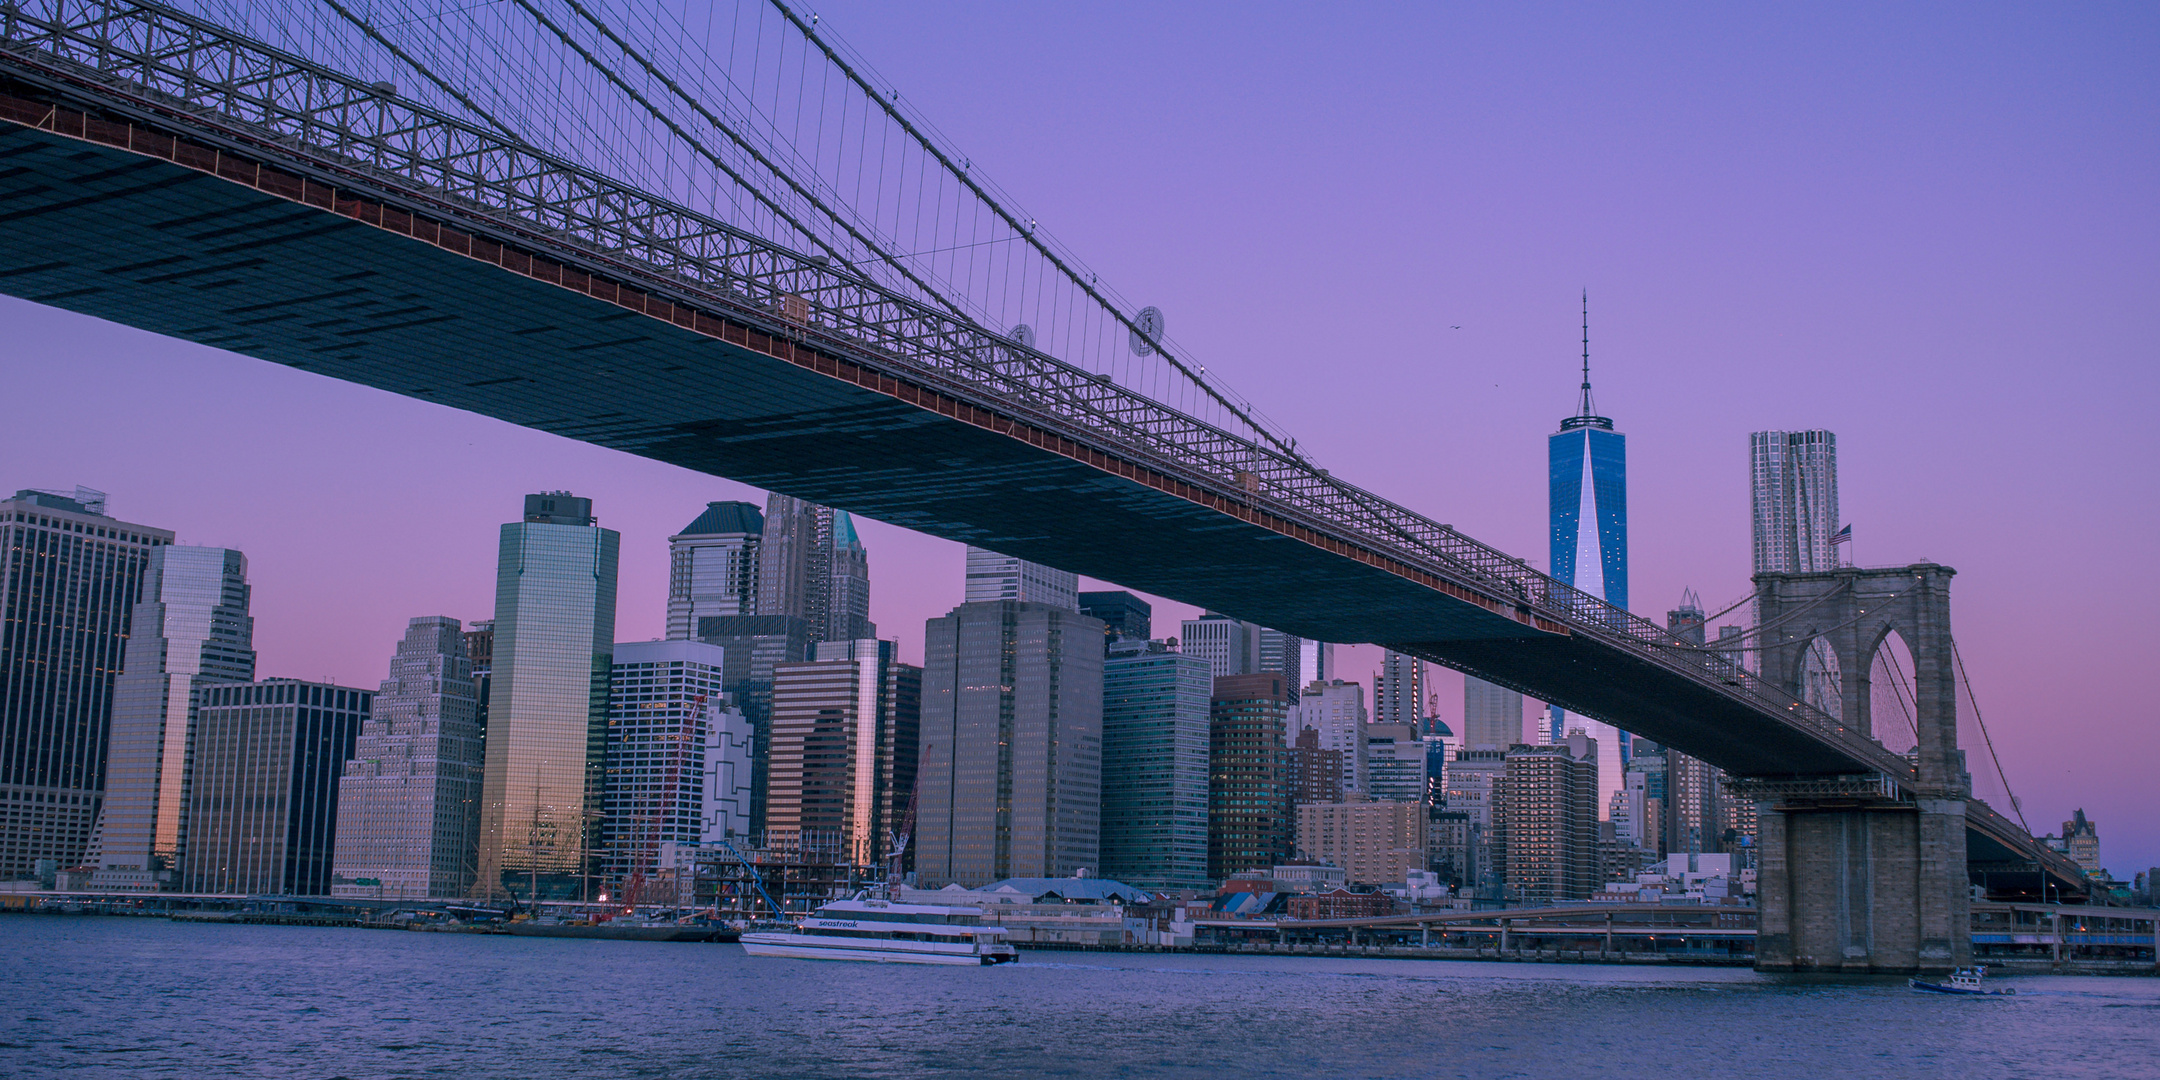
{"left": 4, "top": 3, "right": 2154, "bottom": 872}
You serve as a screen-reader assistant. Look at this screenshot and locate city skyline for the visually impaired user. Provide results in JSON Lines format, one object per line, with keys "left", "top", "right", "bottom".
{"left": 0, "top": 0, "right": 2151, "bottom": 879}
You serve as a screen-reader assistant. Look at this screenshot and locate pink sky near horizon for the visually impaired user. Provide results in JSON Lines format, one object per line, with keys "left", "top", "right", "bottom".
{"left": 3, "top": 3, "right": 2154, "bottom": 874}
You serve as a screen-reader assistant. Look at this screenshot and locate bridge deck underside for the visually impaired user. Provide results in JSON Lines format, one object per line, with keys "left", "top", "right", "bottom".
{"left": 4, "top": 119, "right": 1872, "bottom": 779}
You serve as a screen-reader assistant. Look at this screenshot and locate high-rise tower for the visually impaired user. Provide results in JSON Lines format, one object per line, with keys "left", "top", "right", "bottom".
{"left": 824, "top": 512, "right": 875, "bottom": 643}
{"left": 475, "top": 492, "right": 619, "bottom": 900}
{"left": 962, "top": 546, "right": 1077, "bottom": 611}
{"left": 1547, "top": 294, "right": 1627, "bottom": 822}
{"left": 333, "top": 617, "right": 483, "bottom": 899}
{"left": 1, "top": 487, "right": 173, "bottom": 880}
{"left": 91, "top": 545, "right": 254, "bottom": 889}
{"left": 666, "top": 501, "right": 763, "bottom": 640}
{"left": 1750, "top": 430, "right": 1840, "bottom": 575}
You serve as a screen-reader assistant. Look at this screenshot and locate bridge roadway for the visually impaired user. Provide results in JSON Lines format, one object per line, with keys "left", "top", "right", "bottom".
{"left": 0, "top": 1, "right": 2078, "bottom": 896}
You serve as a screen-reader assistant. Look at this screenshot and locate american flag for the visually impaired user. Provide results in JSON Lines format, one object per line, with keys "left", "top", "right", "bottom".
{"left": 1832, "top": 524, "right": 1853, "bottom": 544}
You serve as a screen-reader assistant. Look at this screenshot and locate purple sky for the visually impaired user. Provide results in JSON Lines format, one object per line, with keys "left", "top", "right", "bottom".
{"left": 4, "top": 2, "right": 2154, "bottom": 874}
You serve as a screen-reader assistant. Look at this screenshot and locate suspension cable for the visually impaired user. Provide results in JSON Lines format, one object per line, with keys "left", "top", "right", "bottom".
{"left": 1952, "top": 639, "right": 2030, "bottom": 835}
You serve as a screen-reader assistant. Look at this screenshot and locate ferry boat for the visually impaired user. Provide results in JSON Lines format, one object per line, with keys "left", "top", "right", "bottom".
{"left": 1909, "top": 965, "right": 2016, "bottom": 996}
{"left": 740, "top": 897, "right": 1019, "bottom": 965}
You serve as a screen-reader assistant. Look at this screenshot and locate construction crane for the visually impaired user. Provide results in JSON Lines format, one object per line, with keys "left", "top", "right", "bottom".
{"left": 885, "top": 743, "right": 927, "bottom": 887}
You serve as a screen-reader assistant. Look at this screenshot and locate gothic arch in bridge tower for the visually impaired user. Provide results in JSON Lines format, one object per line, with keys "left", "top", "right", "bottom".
{"left": 1753, "top": 563, "right": 1963, "bottom": 794}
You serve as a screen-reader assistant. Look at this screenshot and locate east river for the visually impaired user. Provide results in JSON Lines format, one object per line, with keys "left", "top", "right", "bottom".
{"left": 1, "top": 917, "right": 2154, "bottom": 1079}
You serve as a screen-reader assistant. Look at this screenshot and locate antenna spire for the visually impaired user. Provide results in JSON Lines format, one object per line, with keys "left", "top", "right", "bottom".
{"left": 1558, "top": 290, "right": 1611, "bottom": 432}
{"left": 1578, "top": 289, "right": 1594, "bottom": 419}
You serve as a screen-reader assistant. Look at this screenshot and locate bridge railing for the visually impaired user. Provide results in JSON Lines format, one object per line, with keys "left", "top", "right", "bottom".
{"left": 0, "top": 0, "right": 1907, "bottom": 782}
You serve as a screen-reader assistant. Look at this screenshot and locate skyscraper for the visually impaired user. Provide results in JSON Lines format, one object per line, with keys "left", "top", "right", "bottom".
{"left": 765, "top": 638, "right": 920, "bottom": 868}
{"left": 1462, "top": 677, "right": 1524, "bottom": 751}
{"left": 182, "top": 678, "right": 370, "bottom": 895}
{"left": 1180, "top": 613, "right": 1251, "bottom": 680}
{"left": 696, "top": 614, "right": 813, "bottom": 834}
{"left": 1, "top": 487, "right": 172, "bottom": 879}
{"left": 824, "top": 512, "right": 875, "bottom": 643}
{"left": 601, "top": 639, "right": 750, "bottom": 888}
{"left": 1373, "top": 650, "right": 1425, "bottom": 727}
{"left": 475, "top": 492, "right": 619, "bottom": 900}
{"left": 90, "top": 545, "right": 254, "bottom": 889}
{"left": 1293, "top": 679, "right": 1368, "bottom": 795}
{"left": 1208, "top": 673, "right": 1292, "bottom": 881}
{"left": 757, "top": 494, "right": 827, "bottom": 625}
{"left": 962, "top": 546, "right": 1077, "bottom": 610}
{"left": 1078, "top": 590, "right": 1153, "bottom": 652}
{"left": 1099, "top": 639, "right": 1212, "bottom": 892}
{"left": 1364, "top": 723, "right": 1427, "bottom": 803}
{"left": 1750, "top": 430, "right": 1840, "bottom": 575}
{"left": 915, "top": 600, "right": 1104, "bottom": 887}
{"left": 1547, "top": 295, "right": 1627, "bottom": 815}
{"left": 1751, "top": 430, "right": 1843, "bottom": 719}
{"left": 666, "top": 501, "right": 762, "bottom": 640}
{"left": 332, "top": 617, "right": 483, "bottom": 899}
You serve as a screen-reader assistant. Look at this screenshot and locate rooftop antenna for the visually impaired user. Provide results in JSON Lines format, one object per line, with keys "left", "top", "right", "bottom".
{"left": 1560, "top": 290, "right": 1611, "bottom": 431}
{"left": 1578, "top": 290, "right": 1594, "bottom": 418}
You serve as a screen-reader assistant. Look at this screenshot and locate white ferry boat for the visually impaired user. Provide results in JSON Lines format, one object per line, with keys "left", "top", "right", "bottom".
{"left": 740, "top": 897, "right": 1019, "bottom": 965}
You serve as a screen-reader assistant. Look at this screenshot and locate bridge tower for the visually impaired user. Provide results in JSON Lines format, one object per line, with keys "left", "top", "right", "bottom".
{"left": 1745, "top": 563, "right": 1971, "bottom": 974}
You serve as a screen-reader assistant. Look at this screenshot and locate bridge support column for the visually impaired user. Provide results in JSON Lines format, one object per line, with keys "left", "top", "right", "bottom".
{"left": 1752, "top": 794, "right": 1970, "bottom": 975}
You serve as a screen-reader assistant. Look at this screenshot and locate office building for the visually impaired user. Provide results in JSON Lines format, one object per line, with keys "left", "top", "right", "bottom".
{"left": 916, "top": 600, "right": 1104, "bottom": 887}
{"left": 1099, "top": 639, "right": 1212, "bottom": 892}
{"left": 1494, "top": 732, "right": 1600, "bottom": 905}
{"left": 1298, "top": 639, "right": 1337, "bottom": 685}
{"left": 2060, "top": 810, "right": 2101, "bottom": 877}
{"left": 666, "top": 501, "right": 763, "bottom": 640}
{"left": 696, "top": 613, "right": 814, "bottom": 833}
{"left": 1751, "top": 429, "right": 1840, "bottom": 575}
{"left": 1208, "top": 672, "right": 1292, "bottom": 881}
{"left": 1293, "top": 679, "right": 1368, "bottom": 795}
{"left": 180, "top": 679, "right": 370, "bottom": 895}
{"left": 602, "top": 639, "right": 752, "bottom": 887}
{"left": 1078, "top": 591, "right": 1153, "bottom": 652}
{"left": 1180, "top": 613, "right": 1252, "bottom": 681}
{"left": 758, "top": 494, "right": 828, "bottom": 624}
{"left": 1289, "top": 727, "right": 1344, "bottom": 814}
{"left": 332, "top": 617, "right": 483, "bottom": 899}
{"left": 823, "top": 512, "right": 875, "bottom": 642}
{"left": 1373, "top": 650, "right": 1425, "bottom": 727}
{"left": 90, "top": 545, "right": 254, "bottom": 889}
{"left": 475, "top": 492, "right": 619, "bottom": 899}
{"left": 1461, "top": 677, "right": 1523, "bottom": 751}
{"left": 1547, "top": 298, "right": 1629, "bottom": 821}
{"left": 765, "top": 639, "right": 919, "bottom": 868}
{"left": 1364, "top": 722, "right": 1427, "bottom": 803}
{"left": 464, "top": 619, "right": 494, "bottom": 751}
{"left": 1295, "top": 798, "right": 1427, "bottom": 887}
{"left": 1445, "top": 748, "right": 1507, "bottom": 894}
{"left": 1, "top": 487, "right": 173, "bottom": 879}
{"left": 1257, "top": 627, "right": 1302, "bottom": 700}
{"left": 963, "top": 546, "right": 1077, "bottom": 611}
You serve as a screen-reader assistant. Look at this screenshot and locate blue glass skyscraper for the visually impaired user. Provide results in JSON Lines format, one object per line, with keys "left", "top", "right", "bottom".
{"left": 1548, "top": 295, "right": 1626, "bottom": 736}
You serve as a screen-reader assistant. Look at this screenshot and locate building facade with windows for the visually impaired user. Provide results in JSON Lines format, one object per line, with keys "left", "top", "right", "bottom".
{"left": 1208, "top": 672, "right": 1292, "bottom": 882}
{"left": 916, "top": 601, "right": 1103, "bottom": 887}
{"left": 475, "top": 492, "right": 619, "bottom": 899}
{"left": 1099, "top": 640, "right": 1211, "bottom": 892}
{"left": 765, "top": 639, "right": 919, "bottom": 869}
{"left": 332, "top": 616, "right": 482, "bottom": 899}
{"left": 1494, "top": 733, "right": 1600, "bottom": 905}
{"left": 601, "top": 639, "right": 752, "bottom": 886}
{"left": 90, "top": 544, "right": 253, "bottom": 889}
{"left": 1, "top": 487, "right": 173, "bottom": 879}
{"left": 181, "top": 679, "right": 370, "bottom": 895}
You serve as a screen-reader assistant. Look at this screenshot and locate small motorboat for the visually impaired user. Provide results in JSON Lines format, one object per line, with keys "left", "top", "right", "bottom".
{"left": 1910, "top": 965, "right": 2016, "bottom": 996}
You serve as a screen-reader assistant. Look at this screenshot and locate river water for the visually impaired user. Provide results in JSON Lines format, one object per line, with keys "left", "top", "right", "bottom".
{"left": 1, "top": 917, "right": 2153, "bottom": 1079}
